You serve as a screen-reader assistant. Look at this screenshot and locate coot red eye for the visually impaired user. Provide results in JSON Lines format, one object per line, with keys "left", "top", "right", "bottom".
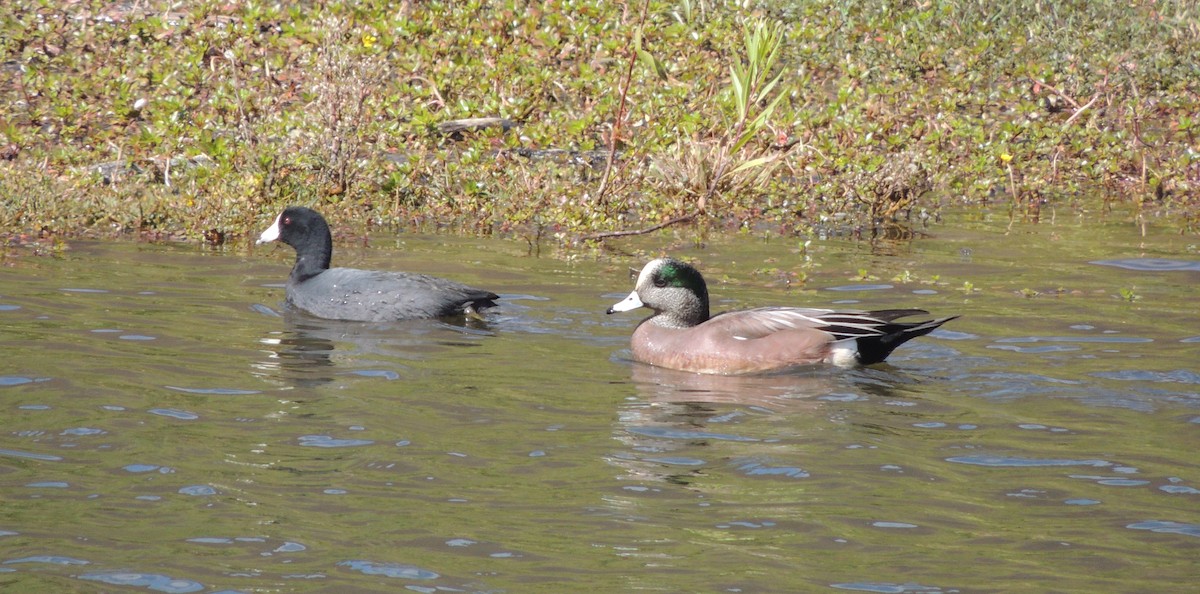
{"left": 283, "top": 216, "right": 292, "bottom": 225}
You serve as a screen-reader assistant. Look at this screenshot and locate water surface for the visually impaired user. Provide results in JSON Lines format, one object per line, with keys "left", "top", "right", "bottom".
{"left": 1, "top": 212, "right": 1197, "bottom": 592}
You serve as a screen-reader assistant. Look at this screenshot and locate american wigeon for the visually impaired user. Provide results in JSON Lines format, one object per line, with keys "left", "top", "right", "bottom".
{"left": 257, "top": 206, "right": 498, "bottom": 321}
{"left": 607, "top": 258, "right": 958, "bottom": 374}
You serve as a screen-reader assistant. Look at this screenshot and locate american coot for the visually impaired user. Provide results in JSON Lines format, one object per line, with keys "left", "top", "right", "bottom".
{"left": 607, "top": 258, "right": 958, "bottom": 374}
{"left": 256, "top": 206, "right": 499, "bottom": 322}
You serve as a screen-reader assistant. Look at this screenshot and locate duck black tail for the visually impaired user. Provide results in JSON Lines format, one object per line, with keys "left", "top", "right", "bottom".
{"left": 855, "top": 315, "right": 959, "bottom": 365}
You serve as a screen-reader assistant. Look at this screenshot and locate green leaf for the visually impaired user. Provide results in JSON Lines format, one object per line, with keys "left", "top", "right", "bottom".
{"left": 728, "top": 155, "right": 777, "bottom": 176}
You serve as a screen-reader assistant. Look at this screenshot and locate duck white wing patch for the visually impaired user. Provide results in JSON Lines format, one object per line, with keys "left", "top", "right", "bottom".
{"left": 724, "top": 307, "right": 925, "bottom": 342}
{"left": 809, "top": 312, "right": 898, "bottom": 339}
{"left": 738, "top": 307, "right": 834, "bottom": 333}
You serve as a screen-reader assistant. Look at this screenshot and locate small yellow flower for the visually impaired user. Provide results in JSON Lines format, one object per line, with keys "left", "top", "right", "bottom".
{"left": 1000, "top": 153, "right": 1013, "bottom": 163}
{"left": 362, "top": 34, "right": 377, "bottom": 49}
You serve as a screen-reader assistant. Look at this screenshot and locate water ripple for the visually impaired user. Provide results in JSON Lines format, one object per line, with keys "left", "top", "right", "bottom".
{"left": 961, "top": 371, "right": 1081, "bottom": 385}
{"left": 735, "top": 460, "right": 809, "bottom": 478}
{"left": 716, "top": 520, "right": 777, "bottom": 529}
{"left": 4, "top": 555, "right": 89, "bottom": 565}
{"left": 124, "top": 464, "right": 174, "bottom": 474}
{"left": 987, "top": 344, "right": 1080, "bottom": 354}
{"left": 825, "top": 284, "right": 895, "bottom": 291}
{"left": 642, "top": 456, "right": 706, "bottom": 466}
{"left": 165, "top": 386, "right": 261, "bottom": 395}
{"left": 147, "top": 409, "right": 199, "bottom": 420}
{"left": 337, "top": 560, "right": 439, "bottom": 579}
{"left": 297, "top": 435, "right": 375, "bottom": 448}
{"left": 994, "top": 335, "right": 1153, "bottom": 344}
{"left": 62, "top": 427, "right": 106, "bottom": 436}
{"left": 946, "top": 456, "right": 1111, "bottom": 468}
{"left": 2, "top": 376, "right": 53, "bottom": 386}
{"left": 1159, "top": 485, "right": 1200, "bottom": 494}
{"left": 872, "top": 522, "right": 919, "bottom": 529}
{"left": 178, "top": 485, "right": 217, "bottom": 496}
{"left": 1161, "top": 477, "right": 1200, "bottom": 494}
{"left": 1069, "top": 474, "right": 1151, "bottom": 487}
{"left": 348, "top": 369, "right": 400, "bottom": 380}
{"left": 250, "top": 303, "right": 281, "bottom": 316}
{"left": 275, "top": 541, "right": 307, "bottom": 553}
{"left": 831, "top": 582, "right": 949, "bottom": 593}
{"left": 626, "top": 426, "right": 758, "bottom": 442}
{"left": 1091, "top": 369, "right": 1200, "bottom": 385}
{"left": 77, "top": 571, "right": 205, "bottom": 593}
{"left": 0, "top": 448, "right": 63, "bottom": 462}
{"left": 1090, "top": 258, "right": 1200, "bottom": 272}
{"left": 1125, "top": 520, "right": 1200, "bottom": 537}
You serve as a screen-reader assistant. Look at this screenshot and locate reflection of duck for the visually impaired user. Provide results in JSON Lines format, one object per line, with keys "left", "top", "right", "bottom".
{"left": 251, "top": 310, "right": 493, "bottom": 389}
{"left": 628, "top": 363, "right": 829, "bottom": 413}
{"left": 611, "top": 364, "right": 834, "bottom": 486}
{"left": 608, "top": 258, "right": 957, "bottom": 374}
{"left": 611, "top": 362, "right": 930, "bottom": 486}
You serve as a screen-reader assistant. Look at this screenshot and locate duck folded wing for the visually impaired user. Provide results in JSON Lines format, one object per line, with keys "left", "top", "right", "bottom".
{"left": 701, "top": 307, "right": 824, "bottom": 338}
{"left": 705, "top": 307, "right": 930, "bottom": 340}
{"left": 806, "top": 308, "right": 933, "bottom": 340}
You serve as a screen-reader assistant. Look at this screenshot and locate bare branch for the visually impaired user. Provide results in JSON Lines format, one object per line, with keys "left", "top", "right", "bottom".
{"left": 577, "top": 209, "right": 704, "bottom": 242}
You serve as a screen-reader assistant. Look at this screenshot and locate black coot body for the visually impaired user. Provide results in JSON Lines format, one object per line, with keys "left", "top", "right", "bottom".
{"left": 256, "top": 206, "right": 498, "bottom": 322}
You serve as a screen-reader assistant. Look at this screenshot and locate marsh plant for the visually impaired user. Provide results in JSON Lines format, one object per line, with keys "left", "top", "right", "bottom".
{"left": 0, "top": 0, "right": 1197, "bottom": 243}
{"left": 647, "top": 20, "right": 792, "bottom": 219}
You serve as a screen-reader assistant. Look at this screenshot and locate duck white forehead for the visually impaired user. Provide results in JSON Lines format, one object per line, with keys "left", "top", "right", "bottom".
{"left": 638, "top": 258, "right": 668, "bottom": 287}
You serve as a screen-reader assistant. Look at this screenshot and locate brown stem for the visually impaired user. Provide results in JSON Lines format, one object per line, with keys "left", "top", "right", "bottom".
{"left": 1062, "top": 92, "right": 1100, "bottom": 128}
{"left": 407, "top": 75, "right": 445, "bottom": 110}
{"left": 594, "top": 0, "right": 651, "bottom": 208}
{"left": 578, "top": 209, "right": 704, "bottom": 242}
{"left": 1030, "top": 78, "right": 1081, "bottom": 110}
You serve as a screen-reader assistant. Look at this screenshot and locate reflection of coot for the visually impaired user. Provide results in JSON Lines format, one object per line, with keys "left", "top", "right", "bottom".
{"left": 252, "top": 310, "right": 493, "bottom": 390}
{"left": 253, "top": 318, "right": 338, "bottom": 389}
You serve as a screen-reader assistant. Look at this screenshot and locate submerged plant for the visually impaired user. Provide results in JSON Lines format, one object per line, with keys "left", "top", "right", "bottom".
{"left": 1118, "top": 287, "right": 1141, "bottom": 302}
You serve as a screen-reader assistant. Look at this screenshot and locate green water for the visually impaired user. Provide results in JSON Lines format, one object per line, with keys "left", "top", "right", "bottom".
{"left": 1, "top": 211, "right": 1197, "bottom": 592}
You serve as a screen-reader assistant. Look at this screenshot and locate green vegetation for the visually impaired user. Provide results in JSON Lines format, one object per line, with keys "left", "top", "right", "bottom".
{"left": 1, "top": 0, "right": 1197, "bottom": 244}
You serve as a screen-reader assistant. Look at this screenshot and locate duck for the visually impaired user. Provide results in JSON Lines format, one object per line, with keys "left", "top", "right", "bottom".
{"left": 256, "top": 206, "right": 498, "bottom": 322}
{"left": 606, "top": 258, "right": 957, "bottom": 374}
